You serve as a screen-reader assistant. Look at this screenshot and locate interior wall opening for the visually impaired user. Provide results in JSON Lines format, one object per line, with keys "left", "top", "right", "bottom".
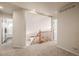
{"left": 25, "top": 12, "right": 52, "bottom": 46}
{"left": 0, "top": 13, "right": 13, "bottom": 46}
{"left": 53, "top": 19, "right": 57, "bottom": 43}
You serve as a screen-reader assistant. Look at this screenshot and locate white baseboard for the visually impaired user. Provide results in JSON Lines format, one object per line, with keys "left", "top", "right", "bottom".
{"left": 57, "top": 45, "right": 79, "bottom": 56}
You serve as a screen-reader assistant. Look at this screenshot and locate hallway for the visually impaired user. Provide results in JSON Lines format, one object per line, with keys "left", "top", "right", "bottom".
{"left": 0, "top": 41, "right": 76, "bottom": 56}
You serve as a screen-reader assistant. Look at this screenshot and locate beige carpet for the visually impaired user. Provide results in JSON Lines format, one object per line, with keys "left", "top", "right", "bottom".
{"left": 0, "top": 41, "right": 76, "bottom": 56}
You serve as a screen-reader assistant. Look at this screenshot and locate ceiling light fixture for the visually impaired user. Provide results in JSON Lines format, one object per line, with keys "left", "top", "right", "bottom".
{"left": 0, "top": 6, "right": 3, "bottom": 9}
{"left": 30, "top": 9, "right": 37, "bottom": 14}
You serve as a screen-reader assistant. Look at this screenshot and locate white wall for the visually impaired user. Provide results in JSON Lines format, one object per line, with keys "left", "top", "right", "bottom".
{"left": 12, "top": 9, "right": 26, "bottom": 47}
{"left": 0, "top": 14, "right": 2, "bottom": 45}
{"left": 58, "top": 3, "right": 79, "bottom": 55}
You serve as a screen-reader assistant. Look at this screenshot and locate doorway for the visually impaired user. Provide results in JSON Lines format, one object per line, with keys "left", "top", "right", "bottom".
{"left": 1, "top": 14, "right": 13, "bottom": 45}
{"left": 25, "top": 12, "right": 52, "bottom": 46}
{"left": 53, "top": 19, "right": 57, "bottom": 43}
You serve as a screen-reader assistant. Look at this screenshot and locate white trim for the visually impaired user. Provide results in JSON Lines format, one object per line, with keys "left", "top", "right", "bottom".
{"left": 57, "top": 45, "right": 79, "bottom": 56}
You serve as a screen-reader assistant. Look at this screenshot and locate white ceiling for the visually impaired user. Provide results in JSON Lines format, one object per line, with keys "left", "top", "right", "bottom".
{"left": 0, "top": 2, "right": 21, "bottom": 14}
{"left": 12, "top": 2, "right": 70, "bottom": 16}
{"left": 0, "top": 2, "right": 70, "bottom": 16}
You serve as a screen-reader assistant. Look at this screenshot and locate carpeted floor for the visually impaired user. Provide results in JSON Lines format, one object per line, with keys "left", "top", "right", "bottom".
{"left": 0, "top": 41, "right": 76, "bottom": 56}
